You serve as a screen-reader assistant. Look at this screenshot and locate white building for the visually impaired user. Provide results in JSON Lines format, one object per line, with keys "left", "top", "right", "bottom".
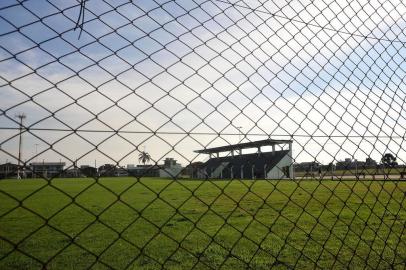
{"left": 159, "top": 158, "right": 183, "bottom": 178}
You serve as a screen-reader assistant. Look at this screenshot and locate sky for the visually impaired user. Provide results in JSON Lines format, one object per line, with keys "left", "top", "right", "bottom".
{"left": 1, "top": 0, "right": 406, "bottom": 168}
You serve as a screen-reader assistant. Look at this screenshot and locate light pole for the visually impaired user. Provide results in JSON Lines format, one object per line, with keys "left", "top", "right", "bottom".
{"left": 34, "top": 143, "right": 39, "bottom": 162}
{"left": 16, "top": 113, "right": 26, "bottom": 179}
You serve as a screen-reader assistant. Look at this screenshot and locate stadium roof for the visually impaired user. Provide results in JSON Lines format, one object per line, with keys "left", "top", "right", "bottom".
{"left": 195, "top": 139, "right": 292, "bottom": 154}
{"left": 30, "top": 162, "right": 66, "bottom": 166}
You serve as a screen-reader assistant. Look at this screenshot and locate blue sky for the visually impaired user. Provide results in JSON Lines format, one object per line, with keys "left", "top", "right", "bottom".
{"left": 1, "top": 0, "right": 406, "bottom": 167}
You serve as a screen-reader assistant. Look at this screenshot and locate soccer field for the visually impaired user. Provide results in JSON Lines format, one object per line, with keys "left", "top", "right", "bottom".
{"left": 0, "top": 177, "right": 405, "bottom": 269}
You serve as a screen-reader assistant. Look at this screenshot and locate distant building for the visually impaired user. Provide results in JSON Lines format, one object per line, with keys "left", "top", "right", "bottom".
{"left": 0, "top": 163, "right": 18, "bottom": 179}
{"left": 295, "top": 161, "right": 321, "bottom": 172}
{"left": 127, "top": 164, "right": 135, "bottom": 170}
{"left": 163, "top": 158, "right": 177, "bottom": 167}
{"left": 115, "top": 168, "right": 129, "bottom": 177}
{"left": 126, "top": 158, "right": 184, "bottom": 178}
{"left": 127, "top": 164, "right": 160, "bottom": 177}
{"left": 159, "top": 158, "right": 183, "bottom": 178}
{"left": 30, "top": 162, "right": 65, "bottom": 178}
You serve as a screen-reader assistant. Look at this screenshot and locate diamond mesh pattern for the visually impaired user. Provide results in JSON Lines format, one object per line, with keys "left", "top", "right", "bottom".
{"left": 1, "top": 0, "right": 406, "bottom": 269}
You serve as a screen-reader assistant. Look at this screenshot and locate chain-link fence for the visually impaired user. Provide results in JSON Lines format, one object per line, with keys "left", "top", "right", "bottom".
{"left": 1, "top": 0, "right": 406, "bottom": 269}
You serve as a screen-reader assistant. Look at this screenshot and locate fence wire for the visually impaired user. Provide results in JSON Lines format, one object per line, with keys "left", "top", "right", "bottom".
{"left": 0, "top": 0, "right": 406, "bottom": 269}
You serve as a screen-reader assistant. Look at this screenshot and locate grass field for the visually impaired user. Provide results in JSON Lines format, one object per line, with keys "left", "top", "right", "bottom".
{"left": 295, "top": 169, "right": 405, "bottom": 177}
{"left": 0, "top": 177, "right": 405, "bottom": 269}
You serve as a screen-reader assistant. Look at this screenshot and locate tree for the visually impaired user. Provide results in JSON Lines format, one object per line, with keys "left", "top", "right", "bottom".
{"left": 381, "top": 153, "right": 398, "bottom": 179}
{"left": 381, "top": 153, "right": 398, "bottom": 167}
{"left": 138, "top": 151, "right": 151, "bottom": 165}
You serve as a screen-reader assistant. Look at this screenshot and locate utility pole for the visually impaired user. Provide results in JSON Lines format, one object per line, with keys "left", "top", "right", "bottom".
{"left": 16, "top": 113, "right": 26, "bottom": 179}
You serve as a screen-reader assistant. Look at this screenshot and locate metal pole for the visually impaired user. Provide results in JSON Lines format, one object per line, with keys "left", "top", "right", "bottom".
{"left": 16, "top": 113, "right": 26, "bottom": 179}
{"left": 35, "top": 144, "right": 39, "bottom": 162}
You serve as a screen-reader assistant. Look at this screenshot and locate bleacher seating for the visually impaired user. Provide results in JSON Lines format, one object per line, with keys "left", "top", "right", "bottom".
{"left": 200, "top": 150, "right": 289, "bottom": 179}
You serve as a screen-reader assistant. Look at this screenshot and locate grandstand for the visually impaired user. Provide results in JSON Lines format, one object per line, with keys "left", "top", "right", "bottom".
{"left": 194, "top": 139, "right": 294, "bottom": 179}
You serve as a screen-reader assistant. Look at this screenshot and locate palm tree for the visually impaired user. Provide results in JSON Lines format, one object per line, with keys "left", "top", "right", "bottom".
{"left": 138, "top": 151, "right": 151, "bottom": 165}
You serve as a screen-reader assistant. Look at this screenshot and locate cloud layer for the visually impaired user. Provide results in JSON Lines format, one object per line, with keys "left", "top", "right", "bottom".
{"left": 1, "top": 0, "right": 406, "bottom": 167}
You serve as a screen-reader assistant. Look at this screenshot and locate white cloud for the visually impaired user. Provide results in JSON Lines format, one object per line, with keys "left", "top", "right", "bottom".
{"left": 2, "top": 0, "right": 406, "bottom": 167}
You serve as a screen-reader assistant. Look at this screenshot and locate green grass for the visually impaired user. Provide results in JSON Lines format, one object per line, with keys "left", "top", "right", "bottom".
{"left": 0, "top": 177, "right": 405, "bottom": 269}
{"left": 295, "top": 168, "right": 405, "bottom": 177}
